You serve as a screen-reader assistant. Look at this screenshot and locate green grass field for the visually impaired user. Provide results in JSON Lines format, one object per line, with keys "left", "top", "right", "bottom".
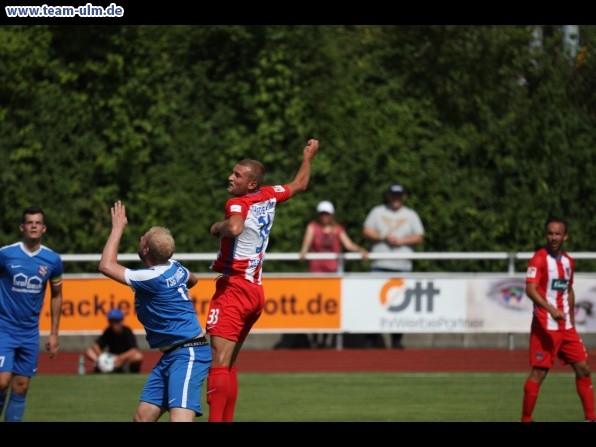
{"left": 15, "top": 371, "right": 588, "bottom": 422}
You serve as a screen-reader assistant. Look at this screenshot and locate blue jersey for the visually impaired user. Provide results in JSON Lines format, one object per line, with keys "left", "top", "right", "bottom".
{"left": 0, "top": 242, "right": 63, "bottom": 331}
{"left": 125, "top": 259, "right": 203, "bottom": 349}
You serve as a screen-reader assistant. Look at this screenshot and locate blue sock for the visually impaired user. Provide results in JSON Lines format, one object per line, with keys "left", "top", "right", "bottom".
{"left": 5, "top": 392, "right": 26, "bottom": 422}
{"left": 0, "top": 390, "right": 6, "bottom": 417}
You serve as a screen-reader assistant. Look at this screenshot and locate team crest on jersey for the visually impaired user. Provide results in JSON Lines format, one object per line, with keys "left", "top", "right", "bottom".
{"left": 526, "top": 267, "right": 537, "bottom": 278}
{"left": 273, "top": 185, "right": 285, "bottom": 192}
{"left": 230, "top": 204, "right": 242, "bottom": 213}
{"left": 38, "top": 266, "right": 48, "bottom": 276}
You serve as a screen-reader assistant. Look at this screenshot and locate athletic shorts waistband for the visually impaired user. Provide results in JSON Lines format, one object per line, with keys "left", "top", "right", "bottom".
{"left": 160, "top": 336, "right": 209, "bottom": 354}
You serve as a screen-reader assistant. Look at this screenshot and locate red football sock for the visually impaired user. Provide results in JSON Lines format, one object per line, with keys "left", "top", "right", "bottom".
{"left": 222, "top": 366, "right": 238, "bottom": 422}
{"left": 521, "top": 379, "right": 540, "bottom": 422}
{"left": 576, "top": 376, "right": 596, "bottom": 421}
{"left": 207, "top": 366, "right": 230, "bottom": 422}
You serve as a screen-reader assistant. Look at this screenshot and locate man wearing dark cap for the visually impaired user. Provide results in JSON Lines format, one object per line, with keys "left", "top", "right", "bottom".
{"left": 84, "top": 307, "right": 144, "bottom": 373}
{"left": 362, "top": 183, "right": 425, "bottom": 349}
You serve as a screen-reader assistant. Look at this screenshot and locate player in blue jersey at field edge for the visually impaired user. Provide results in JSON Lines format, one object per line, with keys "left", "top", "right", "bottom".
{"left": 99, "top": 200, "right": 212, "bottom": 422}
{"left": 0, "top": 206, "right": 64, "bottom": 422}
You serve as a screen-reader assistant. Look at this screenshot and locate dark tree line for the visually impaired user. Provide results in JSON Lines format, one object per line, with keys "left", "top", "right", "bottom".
{"left": 1, "top": 25, "right": 594, "bottom": 273}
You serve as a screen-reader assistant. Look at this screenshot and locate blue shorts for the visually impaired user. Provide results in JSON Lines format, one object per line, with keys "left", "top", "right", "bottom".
{"left": 0, "top": 326, "right": 39, "bottom": 377}
{"left": 140, "top": 344, "right": 212, "bottom": 417}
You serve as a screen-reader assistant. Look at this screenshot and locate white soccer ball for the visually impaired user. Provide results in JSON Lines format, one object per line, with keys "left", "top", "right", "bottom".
{"left": 97, "top": 352, "right": 116, "bottom": 373}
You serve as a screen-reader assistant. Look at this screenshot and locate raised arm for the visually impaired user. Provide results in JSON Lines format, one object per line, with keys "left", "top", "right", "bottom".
{"left": 98, "top": 201, "right": 128, "bottom": 285}
{"left": 286, "top": 139, "right": 319, "bottom": 197}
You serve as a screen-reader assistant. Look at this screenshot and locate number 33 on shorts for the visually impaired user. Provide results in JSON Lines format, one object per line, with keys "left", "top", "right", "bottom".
{"left": 206, "top": 308, "right": 219, "bottom": 329}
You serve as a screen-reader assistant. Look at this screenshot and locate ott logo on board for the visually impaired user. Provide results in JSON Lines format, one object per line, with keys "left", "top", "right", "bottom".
{"left": 379, "top": 279, "right": 440, "bottom": 313}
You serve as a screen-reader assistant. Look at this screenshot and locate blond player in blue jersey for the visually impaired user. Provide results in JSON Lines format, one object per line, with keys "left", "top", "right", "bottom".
{"left": 99, "top": 201, "right": 211, "bottom": 422}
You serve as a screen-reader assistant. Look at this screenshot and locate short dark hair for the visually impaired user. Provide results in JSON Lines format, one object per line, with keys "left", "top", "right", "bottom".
{"left": 545, "top": 215, "right": 568, "bottom": 233}
{"left": 22, "top": 206, "right": 45, "bottom": 224}
{"left": 238, "top": 159, "right": 265, "bottom": 186}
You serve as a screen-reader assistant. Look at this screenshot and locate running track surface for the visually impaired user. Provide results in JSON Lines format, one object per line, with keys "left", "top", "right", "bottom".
{"left": 37, "top": 348, "right": 596, "bottom": 375}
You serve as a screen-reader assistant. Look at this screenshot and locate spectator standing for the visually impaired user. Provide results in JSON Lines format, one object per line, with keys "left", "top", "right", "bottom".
{"left": 0, "top": 206, "right": 63, "bottom": 422}
{"left": 84, "top": 307, "right": 144, "bottom": 373}
{"left": 362, "top": 184, "right": 425, "bottom": 349}
{"left": 99, "top": 201, "right": 211, "bottom": 422}
{"left": 520, "top": 216, "right": 595, "bottom": 422}
{"left": 300, "top": 200, "right": 368, "bottom": 348}
{"left": 206, "top": 138, "right": 319, "bottom": 422}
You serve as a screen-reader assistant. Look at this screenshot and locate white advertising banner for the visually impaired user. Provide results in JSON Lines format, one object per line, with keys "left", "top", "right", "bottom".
{"left": 467, "top": 277, "right": 596, "bottom": 333}
{"left": 573, "top": 279, "right": 596, "bottom": 334}
{"left": 341, "top": 277, "right": 470, "bottom": 333}
{"left": 466, "top": 277, "right": 532, "bottom": 332}
{"left": 341, "top": 276, "right": 596, "bottom": 333}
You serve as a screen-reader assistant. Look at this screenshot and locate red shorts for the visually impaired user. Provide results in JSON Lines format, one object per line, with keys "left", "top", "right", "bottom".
{"left": 206, "top": 275, "right": 265, "bottom": 343}
{"left": 529, "top": 318, "right": 588, "bottom": 368}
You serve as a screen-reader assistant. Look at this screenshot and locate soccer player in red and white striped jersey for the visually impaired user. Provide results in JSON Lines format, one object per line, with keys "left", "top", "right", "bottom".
{"left": 521, "top": 216, "right": 596, "bottom": 422}
{"left": 206, "top": 139, "right": 319, "bottom": 422}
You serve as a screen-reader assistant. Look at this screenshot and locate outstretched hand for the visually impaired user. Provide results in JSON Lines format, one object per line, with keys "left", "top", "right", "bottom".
{"left": 111, "top": 200, "right": 128, "bottom": 231}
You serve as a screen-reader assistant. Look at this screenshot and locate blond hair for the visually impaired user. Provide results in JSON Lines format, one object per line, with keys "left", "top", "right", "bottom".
{"left": 146, "top": 226, "right": 175, "bottom": 263}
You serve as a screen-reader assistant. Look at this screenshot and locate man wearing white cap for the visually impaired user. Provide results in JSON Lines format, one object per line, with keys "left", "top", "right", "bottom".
{"left": 362, "top": 183, "right": 425, "bottom": 349}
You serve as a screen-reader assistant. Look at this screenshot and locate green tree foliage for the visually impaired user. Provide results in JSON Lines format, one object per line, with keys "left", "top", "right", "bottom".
{"left": 0, "top": 25, "right": 594, "bottom": 273}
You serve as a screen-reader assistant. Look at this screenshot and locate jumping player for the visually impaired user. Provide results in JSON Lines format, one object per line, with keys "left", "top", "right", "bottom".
{"left": 206, "top": 138, "right": 319, "bottom": 422}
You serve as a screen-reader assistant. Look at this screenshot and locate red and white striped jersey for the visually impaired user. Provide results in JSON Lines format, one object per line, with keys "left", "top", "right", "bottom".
{"left": 210, "top": 185, "right": 292, "bottom": 284}
{"left": 525, "top": 247, "right": 574, "bottom": 330}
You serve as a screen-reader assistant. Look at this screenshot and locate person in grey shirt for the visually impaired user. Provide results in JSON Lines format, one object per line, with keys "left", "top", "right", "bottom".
{"left": 362, "top": 183, "right": 425, "bottom": 349}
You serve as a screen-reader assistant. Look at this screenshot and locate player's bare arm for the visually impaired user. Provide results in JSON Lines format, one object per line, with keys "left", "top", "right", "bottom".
{"left": 211, "top": 214, "right": 245, "bottom": 238}
{"left": 45, "top": 282, "right": 62, "bottom": 358}
{"left": 187, "top": 271, "right": 199, "bottom": 289}
{"left": 569, "top": 286, "right": 576, "bottom": 326}
{"left": 98, "top": 201, "right": 128, "bottom": 284}
{"left": 287, "top": 138, "right": 319, "bottom": 197}
{"left": 526, "top": 282, "right": 565, "bottom": 321}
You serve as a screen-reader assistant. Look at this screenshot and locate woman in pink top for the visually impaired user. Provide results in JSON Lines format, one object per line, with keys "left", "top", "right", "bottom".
{"left": 300, "top": 201, "right": 368, "bottom": 273}
{"left": 299, "top": 201, "right": 368, "bottom": 348}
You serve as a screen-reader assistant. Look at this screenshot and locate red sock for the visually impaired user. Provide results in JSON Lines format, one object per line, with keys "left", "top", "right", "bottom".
{"left": 222, "top": 366, "right": 238, "bottom": 422}
{"left": 521, "top": 379, "right": 540, "bottom": 422}
{"left": 576, "top": 376, "right": 596, "bottom": 421}
{"left": 207, "top": 366, "right": 230, "bottom": 422}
